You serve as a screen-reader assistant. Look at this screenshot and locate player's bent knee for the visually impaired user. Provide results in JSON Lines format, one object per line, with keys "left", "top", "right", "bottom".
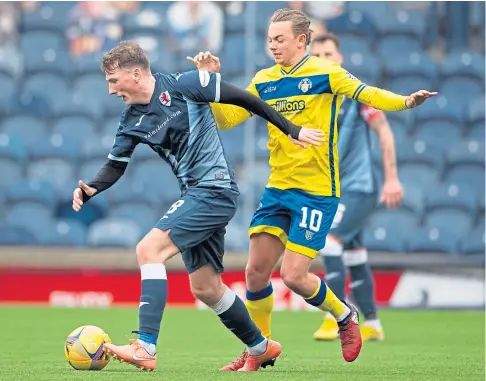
{"left": 245, "top": 263, "right": 273, "bottom": 291}
{"left": 280, "top": 269, "right": 306, "bottom": 294}
{"left": 190, "top": 283, "right": 223, "bottom": 305}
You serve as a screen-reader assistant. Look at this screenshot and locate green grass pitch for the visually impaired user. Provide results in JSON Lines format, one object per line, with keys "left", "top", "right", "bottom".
{"left": 0, "top": 307, "right": 483, "bottom": 380}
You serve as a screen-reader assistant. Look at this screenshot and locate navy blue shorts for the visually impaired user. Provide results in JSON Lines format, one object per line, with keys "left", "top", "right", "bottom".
{"left": 331, "top": 191, "right": 378, "bottom": 248}
{"left": 156, "top": 187, "right": 238, "bottom": 273}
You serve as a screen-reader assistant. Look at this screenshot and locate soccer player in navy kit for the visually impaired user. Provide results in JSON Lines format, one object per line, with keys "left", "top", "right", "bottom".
{"left": 71, "top": 41, "right": 323, "bottom": 372}
{"left": 311, "top": 34, "right": 404, "bottom": 342}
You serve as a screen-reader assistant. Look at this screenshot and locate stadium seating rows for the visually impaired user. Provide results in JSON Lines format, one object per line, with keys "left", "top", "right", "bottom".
{"left": 0, "top": 2, "right": 484, "bottom": 255}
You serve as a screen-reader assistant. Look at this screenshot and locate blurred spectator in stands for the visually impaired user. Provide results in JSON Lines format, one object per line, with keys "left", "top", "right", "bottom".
{"left": 166, "top": 1, "right": 224, "bottom": 54}
{"left": 0, "top": 2, "right": 23, "bottom": 77}
{"left": 67, "top": 1, "right": 125, "bottom": 57}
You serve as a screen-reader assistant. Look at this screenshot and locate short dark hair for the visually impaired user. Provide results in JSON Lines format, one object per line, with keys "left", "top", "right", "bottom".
{"left": 101, "top": 40, "right": 150, "bottom": 74}
{"left": 271, "top": 8, "right": 312, "bottom": 46}
{"left": 311, "top": 33, "right": 340, "bottom": 49}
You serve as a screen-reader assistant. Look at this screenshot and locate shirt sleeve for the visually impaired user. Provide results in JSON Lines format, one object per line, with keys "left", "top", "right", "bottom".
{"left": 360, "top": 105, "right": 384, "bottom": 124}
{"left": 329, "top": 63, "right": 408, "bottom": 112}
{"left": 108, "top": 126, "right": 138, "bottom": 163}
{"left": 211, "top": 78, "right": 258, "bottom": 130}
{"left": 169, "top": 70, "right": 222, "bottom": 103}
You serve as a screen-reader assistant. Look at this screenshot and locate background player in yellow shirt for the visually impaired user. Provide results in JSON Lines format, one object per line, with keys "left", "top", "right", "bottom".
{"left": 189, "top": 8, "right": 436, "bottom": 370}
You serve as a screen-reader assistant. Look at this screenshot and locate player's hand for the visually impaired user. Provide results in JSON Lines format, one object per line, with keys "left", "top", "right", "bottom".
{"left": 380, "top": 178, "right": 403, "bottom": 209}
{"left": 186, "top": 51, "right": 221, "bottom": 73}
{"left": 288, "top": 128, "right": 325, "bottom": 148}
{"left": 72, "top": 180, "right": 97, "bottom": 212}
{"left": 405, "top": 90, "right": 438, "bottom": 108}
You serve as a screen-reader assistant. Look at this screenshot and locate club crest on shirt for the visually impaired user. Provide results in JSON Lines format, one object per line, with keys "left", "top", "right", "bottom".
{"left": 159, "top": 91, "right": 171, "bottom": 106}
{"left": 298, "top": 78, "right": 312, "bottom": 93}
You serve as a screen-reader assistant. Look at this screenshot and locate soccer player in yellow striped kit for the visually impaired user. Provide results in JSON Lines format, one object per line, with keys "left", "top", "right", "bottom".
{"left": 189, "top": 8, "right": 436, "bottom": 370}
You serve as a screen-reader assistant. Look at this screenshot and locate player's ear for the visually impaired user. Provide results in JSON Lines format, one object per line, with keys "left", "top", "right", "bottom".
{"left": 133, "top": 67, "right": 141, "bottom": 83}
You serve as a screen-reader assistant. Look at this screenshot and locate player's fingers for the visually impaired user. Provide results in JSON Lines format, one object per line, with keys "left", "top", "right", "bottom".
{"left": 186, "top": 56, "right": 198, "bottom": 65}
{"left": 288, "top": 135, "right": 307, "bottom": 148}
{"left": 203, "top": 51, "right": 211, "bottom": 59}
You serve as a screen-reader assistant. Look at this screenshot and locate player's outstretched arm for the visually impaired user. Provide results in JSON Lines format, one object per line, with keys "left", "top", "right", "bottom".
{"left": 218, "top": 80, "right": 324, "bottom": 148}
{"left": 330, "top": 64, "right": 437, "bottom": 112}
{"left": 72, "top": 160, "right": 127, "bottom": 212}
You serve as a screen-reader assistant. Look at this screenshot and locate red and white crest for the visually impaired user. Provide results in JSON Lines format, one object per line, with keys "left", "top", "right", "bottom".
{"left": 159, "top": 91, "right": 171, "bottom": 106}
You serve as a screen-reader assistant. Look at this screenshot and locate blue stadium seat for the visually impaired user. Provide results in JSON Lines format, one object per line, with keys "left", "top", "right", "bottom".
{"left": 0, "top": 116, "right": 48, "bottom": 149}
{"left": 385, "top": 105, "right": 415, "bottom": 127}
{"left": 23, "top": 73, "right": 70, "bottom": 113}
{"left": 399, "top": 163, "right": 440, "bottom": 190}
{"left": 72, "top": 52, "right": 106, "bottom": 76}
{"left": 41, "top": 219, "right": 88, "bottom": 247}
{"left": 87, "top": 218, "right": 142, "bottom": 247}
{"left": 469, "top": 121, "right": 484, "bottom": 141}
{"left": 424, "top": 208, "right": 472, "bottom": 237}
{"left": 339, "top": 35, "right": 373, "bottom": 57}
{"left": 219, "top": 126, "right": 246, "bottom": 164}
{"left": 413, "top": 121, "right": 463, "bottom": 152}
{"left": 56, "top": 193, "right": 108, "bottom": 228}
{"left": 225, "top": 8, "right": 246, "bottom": 34}
{"left": 446, "top": 140, "right": 485, "bottom": 167}
{"left": 0, "top": 159, "right": 23, "bottom": 191}
{"left": 110, "top": 203, "right": 159, "bottom": 234}
{"left": 425, "top": 183, "right": 478, "bottom": 214}
{"left": 400, "top": 185, "right": 424, "bottom": 214}
{"left": 27, "top": 158, "right": 76, "bottom": 192}
{"left": 6, "top": 201, "right": 54, "bottom": 239}
{"left": 388, "top": 76, "right": 436, "bottom": 97}
{"left": 415, "top": 94, "right": 463, "bottom": 125}
{"left": 220, "top": 34, "right": 246, "bottom": 77}
{"left": 378, "top": 36, "right": 423, "bottom": 60}
{"left": 368, "top": 207, "right": 418, "bottom": 228}
{"left": 444, "top": 164, "right": 485, "bottom": 194}
{"left": 52, "top": 116, "right": 97, "bottom": 142}
{"left": 106, "top": 180, "right": 162, "bottom": 208}
{"left": 397, "top": 142, "right": 443, "bottom": 170}
{"left": 251, "top": 161, "right": 271, "bottom": 193}
{"left": 344, "top": 55, "right": 381, "bottom": 85}
{"left": 408, "top": 225, "right": 461, "bottom": 254}
{"left": 0, "top": 223, "right": 38, "bottom": 245}
{"left": 441, "top": 77, "right": 484, "bottom": 102}
{"left": 6, "top": 180, "right": 58, "bottom": 209}
{"left": 132, "top": 160, "right": 181, "bottom": 204}
{"left": 20, "top": 31, "right": 69, "bottom": 75}
{"left": 346, "top": 1, "right": 391, "bottom": 19}
{"left": 326, "top": 11, "right": 377, "bottom": 38}
{"left": 440, "top": 51, "right": 485, "bottom": 81}
{"left": 78, "top": 159, "right": 107, "bottom": 183}
{"left": 0, "top": 134, "right": 27, "bottom": 162}
{"left": 81, "top": 135, "right": 113, "bottom": 161}
{"left": 362, "top": 225, "right": 408, "bottom": 252}
{"left": 0, "top": 73, "right": 17, "bottom": 106}
{"left": 225, "top": 210, "right": 249, "bottom": 251}
{"left": 21, "top": 1, "right": 74, "bottom": 34}
{"left": 466, "top": 96, "right": 485, "bottom": 125}
{"left": 30, "top": 134, "right": 81, "bottom": 163}
{"left": 375, "top": 10, "right": 427, "bottom": 40}
{"left": 254, "top": 2, "right": 288, "bottom": 32}
{"left": 461, "top": 227, "right": 485, "bottom": 255}
{"left": 8, "top": 89, "right": 54, "bottom": 118}
{"left": 101, "top": 116, "right": 121, "bottom": 137}
{"left": 386, "top": 52, "right": 437, "bottom": 82}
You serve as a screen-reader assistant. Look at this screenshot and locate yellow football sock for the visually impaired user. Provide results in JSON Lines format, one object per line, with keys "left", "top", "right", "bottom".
{"left": 305, "top": 275, "right": 349, "bottom": 321}
{"left": 245, "top": 284, "right": 274, "bottom": 339}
